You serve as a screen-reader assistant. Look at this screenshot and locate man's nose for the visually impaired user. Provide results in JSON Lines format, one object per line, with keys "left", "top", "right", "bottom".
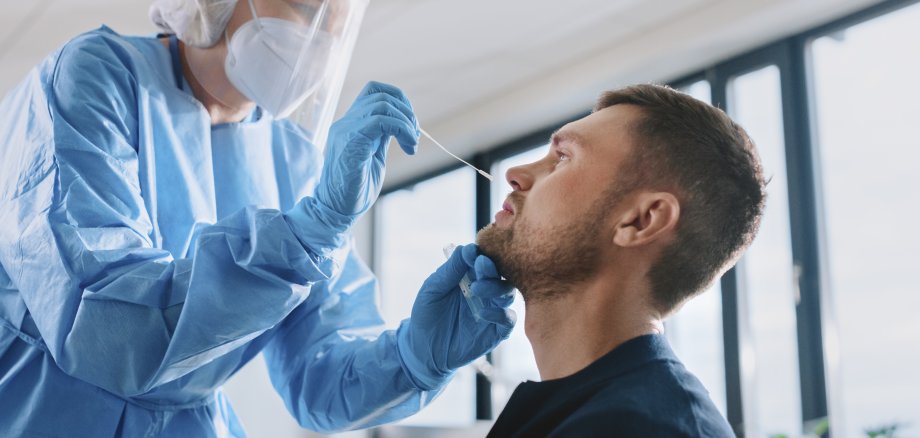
{"left": 506, "top": 163, "right": 535, "bottom": 192}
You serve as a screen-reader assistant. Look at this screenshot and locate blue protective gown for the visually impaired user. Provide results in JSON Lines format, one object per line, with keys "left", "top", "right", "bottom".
{"left": 0, "top": 26, "right": 432, "bottom": 437}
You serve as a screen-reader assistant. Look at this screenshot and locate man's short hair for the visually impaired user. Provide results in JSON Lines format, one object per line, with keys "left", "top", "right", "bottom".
{"left": 596, "top": 84, "right": 766, "bottom": 314}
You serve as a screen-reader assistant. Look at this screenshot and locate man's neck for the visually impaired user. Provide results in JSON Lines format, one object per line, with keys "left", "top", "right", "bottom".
{"left": 523, "top": 275, "right": 663, "bottom": 381}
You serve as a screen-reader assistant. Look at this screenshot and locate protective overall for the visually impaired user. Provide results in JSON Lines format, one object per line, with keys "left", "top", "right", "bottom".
{"left": 0, "top": 1, "right": 515, "bottom": 436}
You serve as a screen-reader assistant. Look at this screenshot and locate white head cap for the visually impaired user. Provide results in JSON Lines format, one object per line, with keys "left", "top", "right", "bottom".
{"left": 149, "top": 0, "right": 239, "bottom": 48}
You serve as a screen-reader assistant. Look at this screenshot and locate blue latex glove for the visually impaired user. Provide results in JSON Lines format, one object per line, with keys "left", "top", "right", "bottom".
{"left": 318, "top": 81, "right": 419, "bottom": 224}
{"left": 397, "top": 244, "right": 517, "bottom": 390}
{"left": 287, "top": 81, "right": 419, "bottom": 254}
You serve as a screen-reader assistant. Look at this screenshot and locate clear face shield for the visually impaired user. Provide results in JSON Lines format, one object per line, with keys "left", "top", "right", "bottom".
{"left": 224, "top": 0, "right": 368, "bottom": 147}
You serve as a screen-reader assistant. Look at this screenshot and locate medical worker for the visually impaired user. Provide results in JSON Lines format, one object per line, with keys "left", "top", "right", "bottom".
{"left": 0, "top": 0, "right": 516, "bottom": 436}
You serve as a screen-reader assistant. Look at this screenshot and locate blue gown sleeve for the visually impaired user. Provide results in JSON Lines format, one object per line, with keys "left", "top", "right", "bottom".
{"left": 263, "top": 242, "right": 437, "bottom": 433}
{"left": 0, "top": 33, "right": 348, "bottom": 397}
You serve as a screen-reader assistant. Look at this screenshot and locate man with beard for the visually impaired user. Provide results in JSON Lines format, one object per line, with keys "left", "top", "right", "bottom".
{"left": 479, "top": 84, "right": 765, "bottom": 437}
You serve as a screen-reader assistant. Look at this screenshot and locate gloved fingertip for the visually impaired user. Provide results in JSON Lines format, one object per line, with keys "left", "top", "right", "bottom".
{"left": 470, "top": 278, "right": 513, "bottom": 299}
{"left": 480, "top": 307, "right": 517, "bottom": 329}
{"left": 495, "top": 295, "right": 515, "bottom": 309}
{"left": 429, "top": 245, "right": 470, "bottom": 288}
{"left": 363, "top": 80, "right": 394, "bottom": 95}
{"left": 448, "top": 243, "right": 467, "bottom": 264}
{"left": 395, "top": 130, "right": 419, "bottom": 153}
{"left": 399, "top": 140, "right": 418, "bottom": 156}
{"left": 460, "top": 244, "right": 479, "bottom": 267}
{"left": 474, "top": 255, "right": 499, "bottom": 279}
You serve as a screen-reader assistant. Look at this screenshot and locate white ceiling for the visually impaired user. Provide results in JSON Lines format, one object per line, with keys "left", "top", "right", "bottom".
{"left": 344, "top": 0, "right": 713, "bottom": 123}
{"left": 0, "top": 0, "right": 882, "bottom": 189}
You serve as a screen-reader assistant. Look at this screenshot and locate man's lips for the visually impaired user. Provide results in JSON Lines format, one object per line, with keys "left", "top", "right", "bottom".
{"left": 495, "top": 195, "right": 521, "bottom": 224}
{"left": 504, "top": 193, "right": 524, "bottom": 213}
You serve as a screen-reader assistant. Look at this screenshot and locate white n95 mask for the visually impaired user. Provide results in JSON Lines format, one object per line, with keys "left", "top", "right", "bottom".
{"left": 225, "top": 0, "right": 337, "bottom": 119}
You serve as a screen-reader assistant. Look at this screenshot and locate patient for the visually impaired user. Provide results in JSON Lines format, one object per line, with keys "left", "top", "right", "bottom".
{"left": 478, "top": 84, "right": 765, "bottom": 437}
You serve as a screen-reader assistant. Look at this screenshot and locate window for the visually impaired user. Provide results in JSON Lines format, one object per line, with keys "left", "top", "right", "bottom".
{"left": 680, "top": 80, "right": 711, "bottom": 104}
{"left": 810, "top": 3, "right": 920, "bottom": 435}
{"left": 729, "top": 66, "right": 803, "bottom": 435}
{"left": 375, "top": 167, "right": 477, "bottom": 427}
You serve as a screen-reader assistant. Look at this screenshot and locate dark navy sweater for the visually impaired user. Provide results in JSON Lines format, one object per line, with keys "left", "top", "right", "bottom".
{"left": 487, "top": 334, "right": 735, "bottom": 437}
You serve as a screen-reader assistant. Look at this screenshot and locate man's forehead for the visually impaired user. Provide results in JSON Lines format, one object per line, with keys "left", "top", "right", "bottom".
{"left": 550, "top": 128, "right": 587, "bottom": 148}
{"left": 554, "top": 105, "right": 639, "bottom": 153}
{"left": 586, "top": 104, "right": 641, "bottom": 130}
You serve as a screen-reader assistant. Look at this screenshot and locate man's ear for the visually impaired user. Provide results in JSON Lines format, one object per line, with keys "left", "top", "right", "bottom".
{"left": 612, "top": 192, "right": 680, "bottom": 248}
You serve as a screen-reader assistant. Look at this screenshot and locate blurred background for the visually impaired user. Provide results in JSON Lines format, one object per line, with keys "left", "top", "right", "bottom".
{"left": 1, "top": 0, "right": 917, "bottom": 436}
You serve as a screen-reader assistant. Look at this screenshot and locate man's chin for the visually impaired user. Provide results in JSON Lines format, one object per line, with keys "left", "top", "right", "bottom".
{"left": 476, "top": 223, "right": 507, "bottom": 261}
{"left": 476, "top": 223, "right": 520, "bottom": 283}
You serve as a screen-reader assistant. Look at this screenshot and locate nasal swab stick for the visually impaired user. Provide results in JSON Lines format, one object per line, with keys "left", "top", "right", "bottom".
{"left": 420, "top": 128, "right": 494, "bottom": 181}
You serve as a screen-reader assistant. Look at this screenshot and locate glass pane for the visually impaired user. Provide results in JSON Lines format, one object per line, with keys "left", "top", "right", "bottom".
{"left": 665, "top": 80, "right": 728, "bottom": 417}
{"left": 488, "top": 145, "right": 548, "bottom": 413}
{"left": 681, "top": 80, "right": 712, "bottom": 104}
{"left": 729, "top": 66, "right": 803, "bottom": 435}
{"left": 667, "top": 283, "right": 727, "bottom": 415}
{"left": 810, "top": 3, "right": 920, "bottom": 436}
{"left": 375, "top": 167, "right": 476, "bottom": 427}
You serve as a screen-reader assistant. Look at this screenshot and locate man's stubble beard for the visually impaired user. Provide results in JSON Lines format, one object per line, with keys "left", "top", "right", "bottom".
{"left": 476, "top": 197, "right": 612, "bottom": 304}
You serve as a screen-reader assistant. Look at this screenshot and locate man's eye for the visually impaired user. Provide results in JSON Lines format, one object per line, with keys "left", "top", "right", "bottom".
{"left": 555, "top": 152, "right": 570, "bottom": 166}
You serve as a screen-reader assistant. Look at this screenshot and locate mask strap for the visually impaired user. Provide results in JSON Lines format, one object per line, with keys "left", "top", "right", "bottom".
{"left": 224, "top": 0, "right": 260, "bottom": 57}
{"left": 224, "top": 29, "right": 234, "bottom": 64}
{"left": 247, "top": 0, "right": 262, "bottom": 31}
{"left": 243, "top": 0, "right": 287, "bottom": 62}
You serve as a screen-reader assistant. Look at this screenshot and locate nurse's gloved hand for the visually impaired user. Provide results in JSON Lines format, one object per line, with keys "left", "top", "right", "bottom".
{"left": 315, "top": 81, "right": 419, "bottom": 232}
{"left": 397, "top": 244, "right": 517, "bottom": 390}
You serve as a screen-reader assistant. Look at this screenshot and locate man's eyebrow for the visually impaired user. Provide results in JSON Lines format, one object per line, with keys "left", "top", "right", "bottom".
{"left": 550, "top": 129, "right": 586, "bottom": 149}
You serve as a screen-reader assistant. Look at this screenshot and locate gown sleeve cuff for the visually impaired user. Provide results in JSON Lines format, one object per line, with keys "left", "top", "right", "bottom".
{"left": 394, "top": 319, "right": 455, "bottom": 391}
{"left": 283, "top": 197, "right": 353, "bottom": 279}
